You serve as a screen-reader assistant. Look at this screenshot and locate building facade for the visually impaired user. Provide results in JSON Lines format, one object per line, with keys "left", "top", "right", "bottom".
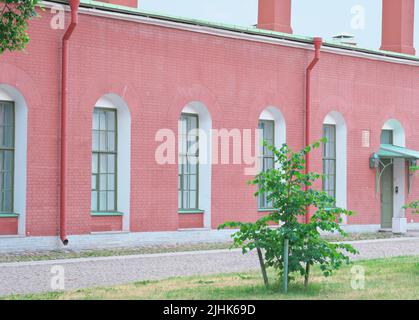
{"left": 0, "top": 0, "right": 418, "bottom": 251}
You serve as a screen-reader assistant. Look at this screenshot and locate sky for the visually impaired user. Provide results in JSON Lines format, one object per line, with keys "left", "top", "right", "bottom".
{"left": 140, "top": 0, "right": 419, "bottom": 56}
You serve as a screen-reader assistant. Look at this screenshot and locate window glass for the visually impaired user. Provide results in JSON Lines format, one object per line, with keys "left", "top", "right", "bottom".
{"left": 381, "top": 130, "right": 393, "bottom": 145}
{"left": 0, "top": 101, "right": 14, "bottom": 213}
{"left": 258, "top": 119, "right": 275, "bottom": 209}
{"left": 91, "top": 108, "right": 117, "bottom": 212}
{"left": 322, "top": 124, "right": 336, "bottom": 201}
{"left": 178, "top": 113, "right": 199, "bottom": 210}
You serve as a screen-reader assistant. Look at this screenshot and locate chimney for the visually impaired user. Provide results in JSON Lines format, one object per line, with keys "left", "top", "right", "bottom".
{"left": 257, "top": 0, "right": 293, "bottom": 33}
{"left": 98, "top": 0, "right": 138, "bottom": 9}
{"left": 380, "top": 0, "right": 416, "bottom": 55}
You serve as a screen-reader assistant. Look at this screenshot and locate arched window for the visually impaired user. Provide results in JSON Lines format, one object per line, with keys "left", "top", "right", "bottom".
{"left": 381, "top": 119, "right": 405, "bottom": 147}
{"left": 178, "top": 102, "right": 212, "bottom": 228}
{"left": 322, "top": 112, "right": 347, "bottom": 213}
{"left": 91, "top": 94, "right": 131, "bottom": 231}
{"left": 258, "top": 107, "right": 286, "bottom": 209}
{"left": 0, "top": 85, "right": 28, "bottom": 235}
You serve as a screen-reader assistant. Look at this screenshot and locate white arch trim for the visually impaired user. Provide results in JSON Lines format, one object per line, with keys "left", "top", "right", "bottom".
{"left": 180, "top": 101, "right": 212, "bottom": 229}
{"left": 259, "top": 107, "right": 286, "bottom": 147}
{"left": 323, "top": 111, "right": 347, "bottom": 223}
{"left": 382, "top": 119, "right": 405, "bottom": 147}
{"left": 259, "top": 106, "right": 286, "bottom": 170}
{"left": 95, "top": 95, "right": 131, "bottom": 232}
{"left": 0, "top": 85, "right": 28, "bottom": 235}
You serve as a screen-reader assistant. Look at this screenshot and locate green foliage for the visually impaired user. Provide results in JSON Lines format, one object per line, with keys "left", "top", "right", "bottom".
{"left": 219, "top": 141, "right": 358, "bottom": 289}
{"left": 0, "top": 0, "right": 39, "bottom": 54}
{"left": 404, "top": 166, "right": 418, "bottom": 214}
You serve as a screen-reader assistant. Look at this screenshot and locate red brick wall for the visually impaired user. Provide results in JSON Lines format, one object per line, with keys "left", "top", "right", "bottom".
{"left": 0, "top": 7, "right": 418, "bottom": 237}
{"left": 0, "top": 218, "right": 18, "bottom": 235}
{"left": 178, "top": 214, "right": 204, "bottom": 229}
{"left": 91, "top": 216, "right": 123, "bottom": 232}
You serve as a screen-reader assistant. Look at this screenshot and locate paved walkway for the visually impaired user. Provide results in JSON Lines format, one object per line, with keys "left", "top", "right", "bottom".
{"left": 0, "top": 237, "right": 418, "bottom": 297}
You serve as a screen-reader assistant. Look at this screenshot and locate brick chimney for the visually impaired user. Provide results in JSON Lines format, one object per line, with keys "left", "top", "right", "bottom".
{"left": 380, "top": 0, "right": 416, "bottom": 55}
{"left": 257, "top": 0, "right": 293, "bottom": 33}
{"left": 98, "top": 0, "right": 138, "bottom": 9}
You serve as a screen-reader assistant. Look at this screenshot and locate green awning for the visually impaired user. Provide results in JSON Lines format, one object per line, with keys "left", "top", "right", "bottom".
{"left": 371, "top": 144, "right": 419, "bottom": 196}
{"left": 376, "top": 144, "right": 419, "bottom": 159}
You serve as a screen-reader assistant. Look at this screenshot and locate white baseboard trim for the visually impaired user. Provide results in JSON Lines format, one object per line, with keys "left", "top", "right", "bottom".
{"left": 0, "top": 229, "right": 235, "bottom": 253}
{"left": 407, "top": 223, "right": 419, "bottom": 230}
{"left": 0, "top": 223, "right": 418, "bottom": 253}
{"left": 341, "top": 224, "right": 381, "bottom": 233}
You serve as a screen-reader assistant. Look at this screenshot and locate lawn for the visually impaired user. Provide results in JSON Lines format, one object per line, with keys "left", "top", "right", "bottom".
{"left": 4, "top": 256, "right": 418, "bottom": 300}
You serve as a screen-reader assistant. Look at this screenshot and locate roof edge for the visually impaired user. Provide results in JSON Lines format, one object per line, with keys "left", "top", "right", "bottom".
{"left": 43, "top": 0, "right": 419, "bottom": 63}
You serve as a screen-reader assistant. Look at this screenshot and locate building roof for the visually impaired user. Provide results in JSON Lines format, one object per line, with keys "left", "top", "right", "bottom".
{"left": 47, "top": 0, "right": 419, "bottom": 63}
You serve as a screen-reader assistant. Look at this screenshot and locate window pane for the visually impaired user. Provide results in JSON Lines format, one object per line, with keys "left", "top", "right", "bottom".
{"left": 91, "top": 175, "right": 97, "bottom": 190}
{"left": 100, "top": 154, "right": 107, "bottom": 173}
{"left": 99, "top": 112, "right": 107, "bottom": 130}
{"left": 190, "top": 163, "right": 197, "bottom": 174}
{"left": 189, "top": 115, "right": 197, "bottom": 130}
{"left": 92, "top": 154, "right": 98, "bottom": 173}
{"left": 5, "top": 151, "right": 12, "bottom": 171}
{"left": 99, "top": 174, "right": 107, "bottom": 190}
{"left": 381, "top": 130, "right": 393, "bottom": 144}
{"left": 99, "top": 192, "right": 107, "bottom": 211}
{"left": 92, "top": 132, "right": 99, "bottom": 151}
{"left": 0, "top": 127, "right": 3, "bottom": 148}
{"left": 4, "top": 191, "right": 12, "bottom": 212}
{"left": 5, "top": 126, "right": 13, "bottom": 148}
{"left": 108, "top": 132, "right": 115, "bottom": 152}
{"left": 189, "top": 191, "right": 196, "bottom": 209}
{"left": 4, "top": 172, "right": 12, "bottom": 190}
{"left": 107, "top": 192, "right": 115, "bottom": 211}
{"left": 183, "top": 174, "right": 189, "bottom": 191}
{"left": 189, "top": 175, "right": 197, "bottom": 190}
{"left": 107, "top": 111, "right": 115, "bottom": 131}
{"left": 107, "top": 154, "right": 115, "bottom": 173}
{"left": 99, "top": 132, "right": 107, "bottom": 151}
{"left": 107, "top": 174, "right": 115, "bottom": 191}
{"left": 4, "top": 105, "right": 13, "bottom": 125}
{"left": 93, "top": 112, "right": 99, "bottom": 130}
{"left": 183, "top": 190, "right": 189, "bottom": 209}
{"left": 91, "top": 191, "right": 97, "bottom": 211}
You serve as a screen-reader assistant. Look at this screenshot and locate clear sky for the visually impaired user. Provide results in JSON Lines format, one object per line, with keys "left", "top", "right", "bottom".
{"left": 140, "top": 0, "right": 419, "bottom": 56}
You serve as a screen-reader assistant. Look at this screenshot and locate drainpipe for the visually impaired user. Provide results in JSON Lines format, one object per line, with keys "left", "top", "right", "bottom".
{"left": 305, "top": 37, "right": 322, "bottom": 224}
{"left": 60, "top": 0, "right": 80, "bottom": 245}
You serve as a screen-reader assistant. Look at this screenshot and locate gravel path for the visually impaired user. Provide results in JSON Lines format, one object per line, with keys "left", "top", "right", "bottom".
{"left": 0, "top": 238, "right": 418, "bottom": 297}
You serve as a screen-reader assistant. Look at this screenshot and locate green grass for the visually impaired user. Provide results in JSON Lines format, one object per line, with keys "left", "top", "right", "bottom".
{"left": 0, "top": 232, "right": 410, "bottom": 264}
{"left": 4, "top": 256, "right": 418, "bottom": 300}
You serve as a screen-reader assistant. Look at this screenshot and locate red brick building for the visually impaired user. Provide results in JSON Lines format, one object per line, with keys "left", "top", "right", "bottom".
{"left": 0, "top": 0, "right": 418, "bottom": 251}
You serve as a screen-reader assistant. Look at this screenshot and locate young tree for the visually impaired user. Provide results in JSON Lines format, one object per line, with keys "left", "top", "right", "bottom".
{"left": 0, "top": 0, "right": 38, "bottom": 54}
{"left": 219, "top": 141, "right": 358, "bottom": 290}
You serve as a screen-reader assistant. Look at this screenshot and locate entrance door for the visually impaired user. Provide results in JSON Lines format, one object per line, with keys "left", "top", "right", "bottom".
{"left": 380, "top": 159, "right": 393, "bottom": 229}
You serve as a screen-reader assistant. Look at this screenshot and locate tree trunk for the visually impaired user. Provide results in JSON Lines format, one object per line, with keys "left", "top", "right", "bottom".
{"left": 304, "top": 262, "right": 310, "bottom": 288}
{"left": 256, "top": 246, "right": 269, "bottom": 288}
